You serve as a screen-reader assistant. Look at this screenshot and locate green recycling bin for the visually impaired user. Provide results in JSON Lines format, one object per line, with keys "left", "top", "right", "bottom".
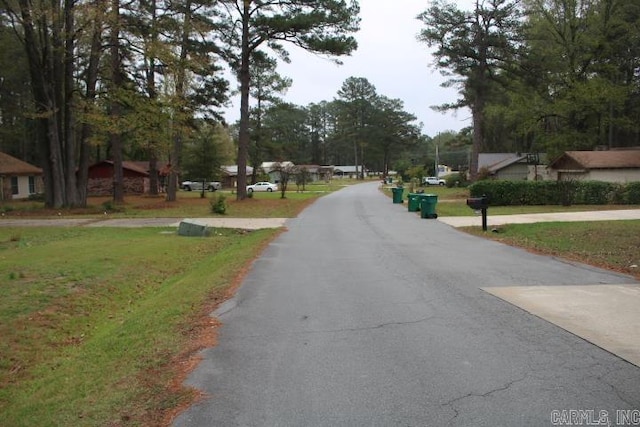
{"left": 407, "top": 193, "right": 421, "bottom": 212}
{"left": 391, "top": 187, "right": 404, "bottom": 204}
{"left": 420, "top": 194, "right": 438, "bottom": 218}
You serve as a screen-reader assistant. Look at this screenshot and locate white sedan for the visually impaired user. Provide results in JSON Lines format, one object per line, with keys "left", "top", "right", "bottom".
{"left": 247, "top": 181, "right": 278, "bottom": 192}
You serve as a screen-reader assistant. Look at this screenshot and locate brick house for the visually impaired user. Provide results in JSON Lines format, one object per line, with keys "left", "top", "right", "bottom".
{"left": 87, "top": 160, "right": 149, "bottom": 195}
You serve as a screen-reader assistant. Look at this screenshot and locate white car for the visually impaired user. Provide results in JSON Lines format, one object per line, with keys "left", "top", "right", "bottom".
{"left": 247, "top": 181, "right": 278, "bottom": 192}
{"left": 423, "top": 176, "right": 446, "bottom": 186}
{"left": 181, "top": 180, "right": 221, "bottom": 191}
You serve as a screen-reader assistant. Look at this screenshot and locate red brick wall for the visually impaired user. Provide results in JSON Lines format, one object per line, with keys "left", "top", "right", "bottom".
{"left": 87, "top": 177, "right": 147, "bottom": 196}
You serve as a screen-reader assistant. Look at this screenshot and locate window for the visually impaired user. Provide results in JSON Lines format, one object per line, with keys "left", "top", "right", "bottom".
{"left": 11, "top": 177, "right": 18, "bottom": 195}
{"left": 29, "top": 176, "right": 35, "bottom": 194}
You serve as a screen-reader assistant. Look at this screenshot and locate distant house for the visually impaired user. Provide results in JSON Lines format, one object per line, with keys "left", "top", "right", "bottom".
{"left": 87, "top": 160, "right": 149, "bottom": 195}
{"left": 221, "top": 165, "right": 253, "bottom": 189}
{"left": 0, "top": 151, "right": 43, "bottom": 201}
{"left": 296, "top": 165, "right": 334, "bottom": 182}
{"left": 548, "top": 150, "right": 640, "bottom": 183}
{"left": 333, "top": 165, "right": 370, "bottom": 179}
{"left": 260, "top": 161, "right": 296, "bottom": 183}
{"left": 478, "top": 153, "right": 548, "bottom": 181}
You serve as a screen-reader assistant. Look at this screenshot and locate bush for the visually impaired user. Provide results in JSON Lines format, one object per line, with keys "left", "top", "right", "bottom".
{"left": 27, "top": 193, "right": 45, "bottom": 202}
{"left": 468, "top": 179, "right": 640, "bottom": 206}
{"left": 573, "top": 181, "right": 619, "bottom": 205}
{"left": 210, "top": 194, "right": 227, "bottom": 214}
{"left": 445, "top": 173, "right": 468, "bottom": 188}
{"left": 101, "top": 200, "right": 122, "bottom": 212}
{"left": 625, "top": 182, "right": 640, "bottom": 204}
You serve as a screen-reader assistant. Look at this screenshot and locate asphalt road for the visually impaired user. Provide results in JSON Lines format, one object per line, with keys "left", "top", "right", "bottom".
{"left": 174, "top": 182, "right": 640, "bottom": 427}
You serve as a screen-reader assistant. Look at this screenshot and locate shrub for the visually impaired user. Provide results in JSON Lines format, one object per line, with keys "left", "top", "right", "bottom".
{"left": 573, "top": 181, "right": 617, "bottom": 205}
{"left": 27, "top": 193, "right": 45, "bottom": 202}
{"left": 445, "top": 173, "right": 468, "bottom": 188}
{"left": 469, "top": 179, "right": 639, "bottom": 206}
{"left": 101, "top": 200, "right": 121, "bottom": 212}
{"left": 210, "top": 194, "right": 227, "bottom": 214}
{"left": 623, "top": 182, "right": 640, "bottom": 204}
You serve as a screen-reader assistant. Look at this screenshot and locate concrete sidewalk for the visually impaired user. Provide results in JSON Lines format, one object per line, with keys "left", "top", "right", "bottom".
{"left": 438, "top": 208, "right": 640, "bottom": 227}
{"left": 0, "top": 216, "right": 289, "bottom": 229}
{"left": 2, "top": 209, "right": 638, "bottom": 229}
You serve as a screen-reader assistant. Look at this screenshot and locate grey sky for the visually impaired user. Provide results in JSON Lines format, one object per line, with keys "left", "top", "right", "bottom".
{"left": 223, "top": 1, "right": 474, "bottom": 138}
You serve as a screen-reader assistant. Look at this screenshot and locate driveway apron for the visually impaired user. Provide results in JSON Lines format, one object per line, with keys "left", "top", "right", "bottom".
{"left": 174, "top": 182, "right": 640, "bottom": 427}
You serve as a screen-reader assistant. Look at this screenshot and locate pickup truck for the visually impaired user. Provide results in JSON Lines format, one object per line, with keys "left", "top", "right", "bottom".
{"left": 423, "top": 176, "right": 446, "bottom": 186}
{"left": 181, "top": 180, "right": 222, "bottom": 192}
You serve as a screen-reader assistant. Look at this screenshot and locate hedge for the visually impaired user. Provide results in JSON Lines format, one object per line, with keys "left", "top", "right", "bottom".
{"left": 469, "top": 180, "right": 640, "bottom": 206}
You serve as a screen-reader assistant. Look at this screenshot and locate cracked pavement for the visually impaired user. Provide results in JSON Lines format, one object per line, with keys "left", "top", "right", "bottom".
{"left": 174, "top": 182, "right": 640, "bottom": 427}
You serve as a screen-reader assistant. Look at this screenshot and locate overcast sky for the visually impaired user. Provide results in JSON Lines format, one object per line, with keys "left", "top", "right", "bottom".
{"left": 223, "top": 1, "right": 474, "bottom": 138}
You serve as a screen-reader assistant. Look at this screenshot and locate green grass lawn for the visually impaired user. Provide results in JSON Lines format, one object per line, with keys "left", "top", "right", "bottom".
{"left": 462, "top": 220, "right": 640, "bottom": 279}
{"left": 0, "top": 180, "right": 363, "bottom": 219}
{"left": 0, "top": 226, "right": 281, "bottom": 426}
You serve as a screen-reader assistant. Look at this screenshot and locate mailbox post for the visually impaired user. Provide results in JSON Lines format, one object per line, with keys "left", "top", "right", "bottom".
{"left": 466, "top": 195, "right": 489, "bottom": 231}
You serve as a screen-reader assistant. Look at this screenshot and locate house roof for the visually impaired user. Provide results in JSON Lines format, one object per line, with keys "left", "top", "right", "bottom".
{"left": 295, "top": 165, "right": 334, "bottom": 173}
{"left": 261, "top": 161, "right": 295, "bottom": 172}
{"left": 0, "top": 151, "right": 42, "bottom": 175}
{"left": 486, "top": 155, "right": 528, "bottom": 173}
{"left": 550, "top": 150, "right": 640, "bottom": 170}
{"left": 477, "top": 153, "right": 518, "bottom": 172}
{"left": 88, "top": 160, "right": 149, "bottom": 176}
{"left": 479, "top": 153, "right": 547, "bottom": 173}
{"left": 333, "top": 165, "right": 367, "bottom": 173}
{"left": 221, "top": 165, "right": 254, "bottom": 176}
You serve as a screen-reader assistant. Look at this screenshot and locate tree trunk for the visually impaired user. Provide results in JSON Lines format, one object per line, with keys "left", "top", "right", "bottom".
{"left": 63, "top": 0, "right": 80, "bottom": 207}
{"left": 236, "top": 0, "right": 251, "bottom": 200}
{"left": 18, "top": 0, "right": 67, "bottom": 208}
{"left": 470, "top": 100, "right": 484, "bottom": 182}
{"left": 77, "top": 1, "right": 105, "bottom": 204}
{"left": 166, "top": 0, "right": 192, "bottom": 202}
{"left": 110, "top": 0, "right": 124, "bottom": 203}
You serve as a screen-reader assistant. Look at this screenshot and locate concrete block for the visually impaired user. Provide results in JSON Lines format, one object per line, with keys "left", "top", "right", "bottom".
{"left": 178, "top": 220, "right": 210, "bottom": 237}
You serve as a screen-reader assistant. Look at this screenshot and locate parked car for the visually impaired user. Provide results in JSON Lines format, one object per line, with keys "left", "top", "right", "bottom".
{"left": 181, "top": 180, "right": 222, "bottom": 191}
{"left": 423, "top": 176, "right": 446, "bottom": 186}
{"left": 247, "top": 181, "right": 278, "bottom": 192}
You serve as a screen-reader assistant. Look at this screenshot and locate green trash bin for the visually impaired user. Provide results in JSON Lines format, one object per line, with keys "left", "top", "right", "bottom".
{"left": 420, "top": 194, "right": 438, "bottom": 218}
{"left": 407, "top": 193, "right": 421, "bottom": 212}
{"left": 391, "top": 187, "right": 404, "bottom": 204}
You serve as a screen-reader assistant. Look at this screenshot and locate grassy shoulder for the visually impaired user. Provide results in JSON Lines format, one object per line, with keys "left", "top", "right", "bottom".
{"left": 462, "top": 220, "right": 640, "bottom": 279}
{"left": 0, "top": 226, "right": 282, "bottom": 426}
{"left": 0, "top": 180, "right": 354, "bottom": 219}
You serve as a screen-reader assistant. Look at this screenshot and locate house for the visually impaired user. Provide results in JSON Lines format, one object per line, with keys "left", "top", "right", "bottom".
{"left": 333, "top": 165, "right": 370, "bottom": 179}
{"left": 548, "top": 150, "right": 640, "bottom": 183}
{"left": 260, "top": 161, "right": 296, "bottom": 183}
{"left": 478, "top": 153, "right": 549, "bottom": 181}
{"left": 221, "top": 165, "right": 254, "bottom": 189}
{"left": 0, "top": 151, "right": 44, "bottom": 201}
{"left": 87, "top": 160, "right": 149, "bottom": 195}
{"left": 295, "top": 165, "right": 334, "bottom": 182}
